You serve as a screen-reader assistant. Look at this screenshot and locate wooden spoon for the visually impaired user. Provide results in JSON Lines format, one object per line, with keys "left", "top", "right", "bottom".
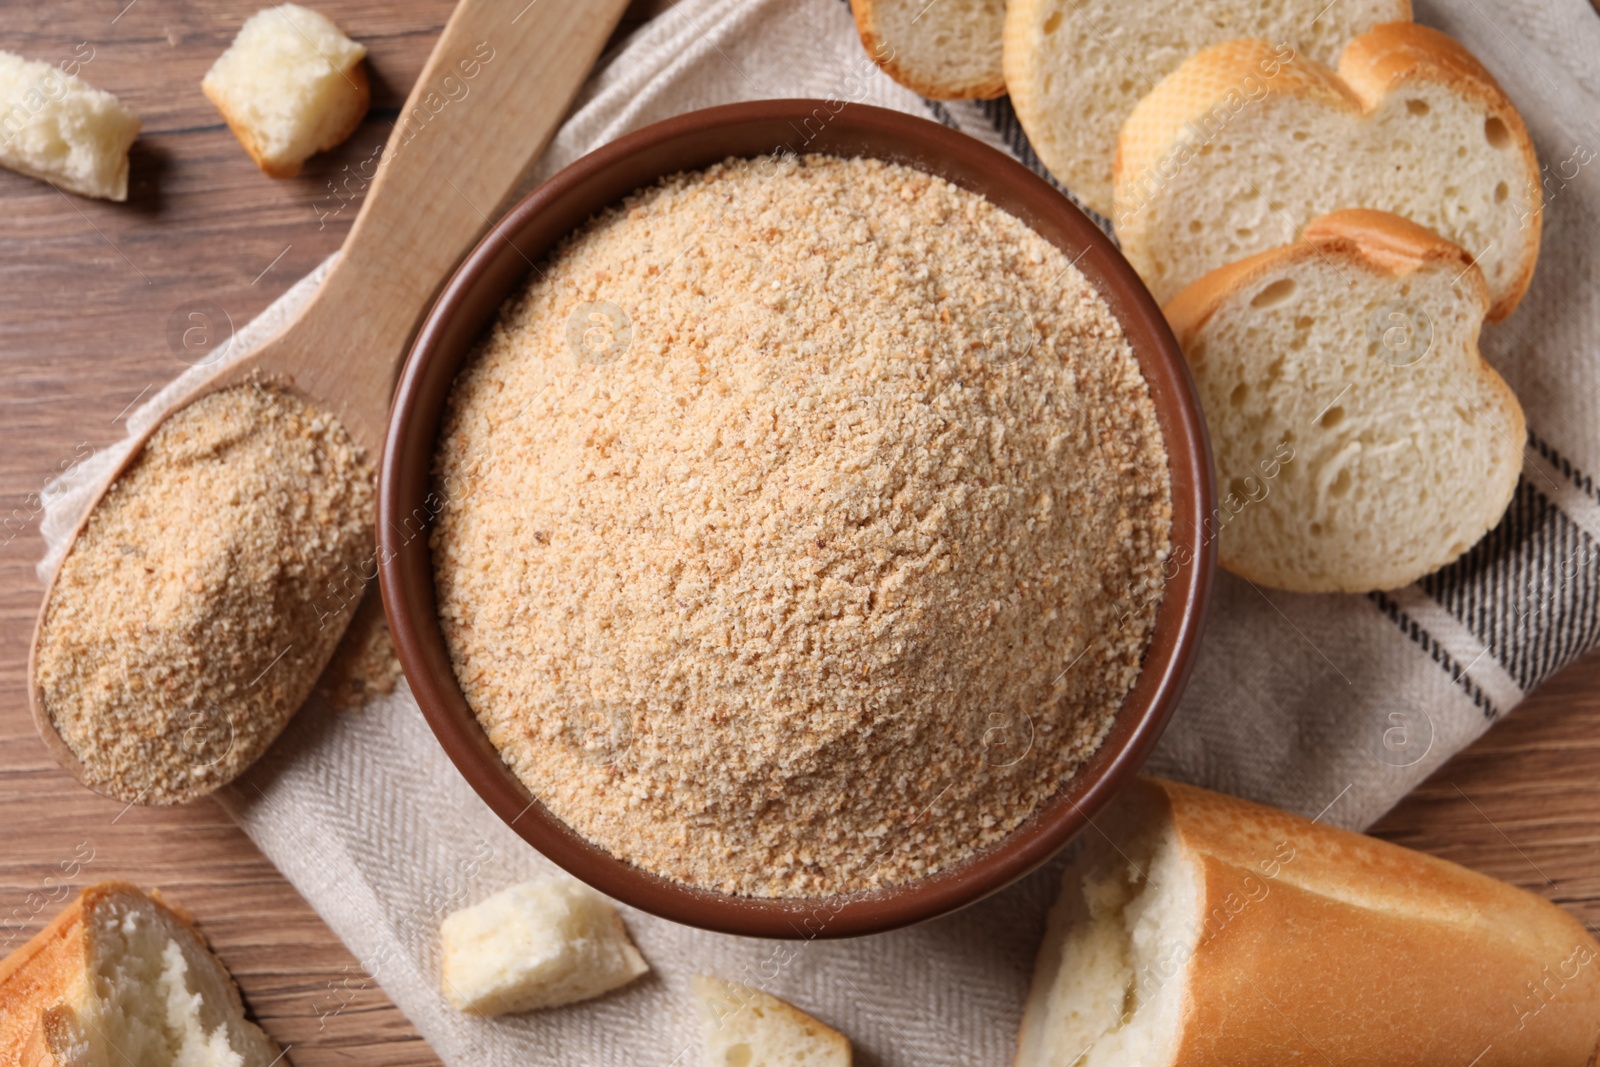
{"left": 29, "top": 0, "right": 631, "bottom": 798}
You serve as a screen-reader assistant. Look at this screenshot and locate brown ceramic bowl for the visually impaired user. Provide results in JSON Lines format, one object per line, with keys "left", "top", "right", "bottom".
{"left": 378, "top": 100, "right": 1215, "bottom": 939}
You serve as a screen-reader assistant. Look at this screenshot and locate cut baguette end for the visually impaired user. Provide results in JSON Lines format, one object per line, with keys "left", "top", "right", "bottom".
{"left": 0, "top": 881, "right": 281, "bottom": 1067}
{"left": 1020, "top": 778, "right": 1600, "bottom": 1066}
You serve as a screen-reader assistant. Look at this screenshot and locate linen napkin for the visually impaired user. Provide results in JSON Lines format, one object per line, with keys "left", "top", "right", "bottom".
{"left": 37, "top": 0, "right": 1600, "bottom": 1062}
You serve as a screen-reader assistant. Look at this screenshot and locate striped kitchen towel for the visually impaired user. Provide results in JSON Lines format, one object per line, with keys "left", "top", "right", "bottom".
{"left": 38, "top": 0, "right": 1600, "bottom": 1063}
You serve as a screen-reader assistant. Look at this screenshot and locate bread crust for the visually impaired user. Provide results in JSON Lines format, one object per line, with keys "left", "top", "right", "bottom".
{"left": 0, "top": 882, "right": 276, "bottom": 1067}
{"left": 1009, "top": 0, "right": 1412, "bottom": 217}
{"left": 851, "top": 0, "right": 1006, "bottom": 99}
{"left": 1338, "top": 23, "right": 1542, "bottom": 318}
{"left": 1019, "top": 778, "right": 1600, "bottom": 1066}
{"left": 1116, "top": 24, "right": 1541, "bottom": 321}
{"left": 1153, "top": 777, "right": 1600, "bottom": 1065}
{"left": 1163, "top": 209, "right": 1523, "bottom": 592}
{"left": 1163, "top": 208, "right": 1491, "bottom": 339}
{"left": 203, "top": 58, "right": 370, "bottom": 179}
{"left": 0, "top": 887, "right": 88, "bottom": 1067}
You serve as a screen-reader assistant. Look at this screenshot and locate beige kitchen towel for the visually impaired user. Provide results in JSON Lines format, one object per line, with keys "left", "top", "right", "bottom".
{"left": 37, "top": 0, "right": 1600, "bottom": 1062}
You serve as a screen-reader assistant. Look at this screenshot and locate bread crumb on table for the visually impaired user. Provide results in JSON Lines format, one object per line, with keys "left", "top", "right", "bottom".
{"left": 432, "top": 154, "right": 1172, "bottom": 898}
{"left": 201, "top": 3, "right": 369, "bottom": 178}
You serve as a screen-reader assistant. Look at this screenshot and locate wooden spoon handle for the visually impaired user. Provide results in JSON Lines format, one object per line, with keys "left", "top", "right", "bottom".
{"left": 275, "top": 0, "right": 631, "bottom": 443}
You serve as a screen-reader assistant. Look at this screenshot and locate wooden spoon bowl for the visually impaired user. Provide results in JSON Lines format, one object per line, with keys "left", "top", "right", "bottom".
{"left": 29, "top": 0, "right": 631, "bottom": 801}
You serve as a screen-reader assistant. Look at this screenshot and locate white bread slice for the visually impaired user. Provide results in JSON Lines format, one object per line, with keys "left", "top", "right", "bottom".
{"left": 0, "top": 51, "right": 139, "bottom": 201}
{"left": 693, "top": 977, "right": 852, "bottom": 1067}
{"left": 850, "top": 0, "right": 1006, "bottom": 100}
{"left": 202, "top": 3, "right": 369, "bottom": 179}
{"left": 1017, "top": 777, "right": 1600, "bottom": 1067}
{"left": 1003, "top": 0, "right": 1408, "bottom": 216}
{"left": 0, "top": 882, "right": 282, "bottom": 1067}
{"left": 439, "top": 876, "right": 648, "bottom": 1015}
{"left": 1116, "top": 23, "right": 1542, "bottom": 321}
{"left": 1164, "top": 210, "right": 1523, "bottom": 593}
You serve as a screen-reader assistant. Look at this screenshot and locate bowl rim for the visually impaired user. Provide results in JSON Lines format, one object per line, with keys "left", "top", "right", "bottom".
{"left": 378, "top": 99, "right": 1216, "bottom": 939}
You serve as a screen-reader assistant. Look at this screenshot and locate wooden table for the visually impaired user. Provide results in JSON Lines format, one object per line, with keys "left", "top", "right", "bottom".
{"left": 1, "top": 3, "right": 1595, "bottom": 1063}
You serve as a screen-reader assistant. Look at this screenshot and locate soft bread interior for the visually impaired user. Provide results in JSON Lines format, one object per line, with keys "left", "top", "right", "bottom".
{"left": 1002, "top": 0, "right": 1406, "bottom": 215}
{"left": 1016, "top": 785, "right": 1196, "bottom": 1067}
{"left": 0, "top": 50, "right": 140, "bottom": 200}
{"left": 1118, "top": 53, "right": 1536, "bottom": 311}
{"left": 439, "top": 877, "right": 648, "bottom": 1015}
{"left": 201, "top": 3, "right": 367, "bottom": 176}
{"left": 1184, "top": 244, "right": 1520, "bottom": 591}
{"left": 53, "top": 888, "right": 279, "bottom": 1067}
{"left": 693, "top": 977, "right": 851, "bottom": 1067}
{"left": 858, "top": 0, "right": 1005, "bottom": 99}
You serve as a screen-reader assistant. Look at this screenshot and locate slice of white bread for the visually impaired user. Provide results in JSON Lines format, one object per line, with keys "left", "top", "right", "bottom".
{"left": 202, "top": 3, "right": 369, "bottom": 178}
{"left": 0, "top": 882, "right": 282, "bottom": 1067}
{"left": 1165, "top": 210, "right": 1523, "bottom": 593}
{"left": 1116, "top": 23, "right": 1542, "bottom": 320}
{"left": 439, "top": 875, "right": 648, "bottom": 1015}
{"left": 0, "top": 50, "right": 139, "bottom": 201}
{"left": 850, "top": 0, "right": 1006, "bottom": 100}
{"left": 1003, "top": 0, "right": 1408, "bottom": 216}
{"left": 1017, "top": 777, "right": 1600, "bottom": 1067}
{"left": 693, "top": 976, "right": 852, "bottom": 1067}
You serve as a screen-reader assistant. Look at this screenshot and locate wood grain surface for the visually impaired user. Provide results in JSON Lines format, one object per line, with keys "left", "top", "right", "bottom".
{"left": 1, "top": 2, "right": 1595, "bottom": 1064}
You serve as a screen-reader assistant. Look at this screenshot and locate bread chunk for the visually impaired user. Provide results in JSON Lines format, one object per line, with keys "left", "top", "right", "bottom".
{"left": 202, "top": 3, "right": 369, "bottom": 178}
{"left": 439, "top": 876, "right": 647, "bottom": 1015}
{"left": 850, "top": 0, "right": 1006, "bottom": 100}
{"left": 1115, "top": 24, "right": 1541, "bottom": 319}
{"left": 1018, "top": 778, "right": 1600, "bottom": 1066}
{"left": 0, "top": 882, "right": 281, "bottom": 1067}
{"left": 0, "top": 50, "right": 139, "bottom": 200}
{"left": 693, "top": 977, "right": 852, "bottom": 1067}
{"left": 1164, "top": 209, "right": 1523, "bottom": 592}
{"left": 1003, "top": 0, "right": 1407, "bottom": 215}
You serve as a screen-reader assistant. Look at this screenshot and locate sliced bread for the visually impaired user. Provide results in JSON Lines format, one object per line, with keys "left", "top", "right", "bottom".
{"left": 0, "top": 50, "right": 139, "bottom": 200}
{"left": 1016, "top": 777, "right": 1600, "bottom": 1066}
{"left": 1003, "top": 0, "right": 1408, "bottom": 216}
{"left": 850, "top": 0, "right": 1006, "bottom": 100}
{"left": 1116, "top": 23, "right": 1542, "bottom": 320}
{"left": 693, "top": 976, "right": 852, "bottom": 1066}
{"left": 0, "top": 882, "right": 281, "bottom": 1067}
{"left": 1164, "top": 209, "right": 1523, "bottom": 593}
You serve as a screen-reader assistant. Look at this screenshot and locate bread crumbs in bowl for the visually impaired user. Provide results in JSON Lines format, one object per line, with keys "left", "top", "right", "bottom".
{"left": 379, "top": 101, "right": 1215, "bottom": 938}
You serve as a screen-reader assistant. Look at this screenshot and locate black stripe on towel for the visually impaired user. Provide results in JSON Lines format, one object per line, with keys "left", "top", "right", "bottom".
{"left": 1369, "top": 590, "right": 1502, "bottom": 720}
{"left": 1418, "top": 458, "right": 1600, "bottom": 694}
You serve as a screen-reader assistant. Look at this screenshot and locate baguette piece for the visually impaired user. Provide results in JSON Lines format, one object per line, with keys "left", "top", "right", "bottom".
{"left": 201, "top": 3, "right": 369, "bottom": 178}
{"left": 1115, "top": 23, "right": 1542, "bottom": 320}
{"left": 1003, "top": 0, "right": 1408, "bottom": 216}
{"left": 1017, "top": 777, "right": 1600, "bottom": 1067}
{"left": 0, "top": 881, "right": 281, "bottom": 1067}
{"left": 850, "top": 0, "right": 1006, "bottom": 100}
{"left": 0, "top": 50, "right": 139, "bottom": 200}
{"left": 1164, "top": 209, "right": 1523, "bottom": 592}
{"left": 692, "top": 976, "right": 852, "bottom": 1067}
{"left": 439, "top": 876, "right": 648, "bottom": 1015}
